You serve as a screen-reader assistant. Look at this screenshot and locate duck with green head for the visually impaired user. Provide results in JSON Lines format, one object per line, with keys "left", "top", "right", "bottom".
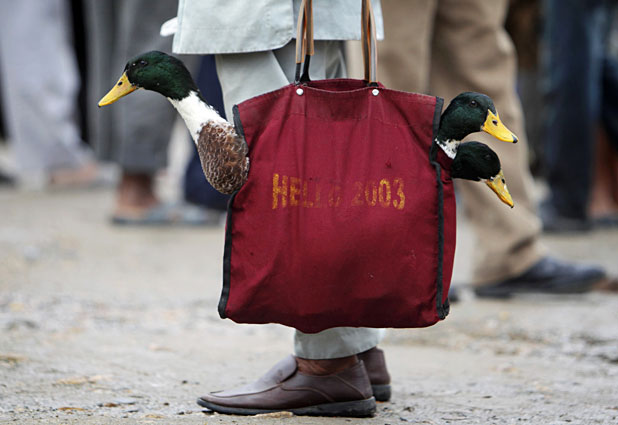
{"left": 98, "top": 51, "right": 516, "bottom": 205}
{"left": 450, "top": 141, "right": 513, "bottom": 207}
{"left": 436, "top": 91, "right": 517, "bottom": 157}
{"left": 99, "top": 51, "right": 247, "bottom": 194}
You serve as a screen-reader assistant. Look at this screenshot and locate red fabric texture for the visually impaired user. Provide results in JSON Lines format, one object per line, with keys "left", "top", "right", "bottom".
{"left": 222, "top": 79, "right": 456, "bottom": 333}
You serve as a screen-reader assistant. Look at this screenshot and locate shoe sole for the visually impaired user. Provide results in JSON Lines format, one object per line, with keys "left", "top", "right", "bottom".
{"left": 474, "top": 276, "right": 603, "bottom": 299}
{"left": 197, "top": 396, "right": 376, "bottom": 417}
{"left": 372, "top": 384, "right": 391, "bottom": 402}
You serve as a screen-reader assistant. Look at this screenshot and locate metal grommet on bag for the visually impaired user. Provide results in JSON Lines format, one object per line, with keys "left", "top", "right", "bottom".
{"left": 296, "top": 88, "right": 304, "bottom": 96}
{"left": 372, "top": 89, "right": 379, "bottom": 96}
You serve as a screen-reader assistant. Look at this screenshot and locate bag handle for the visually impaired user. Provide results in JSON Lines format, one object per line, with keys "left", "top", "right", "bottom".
{"left": 294, "top": 0, "right": 314, "bottom": 83}
{"left": 361, "top": 0, "right": 378, "bottom": 86}
{"left": 294, "top": 0, "right": 378, "bottom": 85}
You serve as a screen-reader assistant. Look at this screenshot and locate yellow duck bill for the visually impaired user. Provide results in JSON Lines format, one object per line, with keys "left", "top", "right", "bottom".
{"left": 98, "top": 73, "right": 138, "bottom": 107}
{"left": 481, "top": 110, "right": 518, "bottom": 143}
{"left": 485, "top": 170, "right": 514, "bottom": 208}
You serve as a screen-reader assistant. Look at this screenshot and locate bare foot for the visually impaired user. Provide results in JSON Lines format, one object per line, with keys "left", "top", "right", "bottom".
{"left": 49, "top": 162, "right": 100, "bottom": 188}
{"left": 114, "top": 172, "right": 159, "bottom": 218}
{"left": 589, "top": 127, "right": 618, "bottom": 218}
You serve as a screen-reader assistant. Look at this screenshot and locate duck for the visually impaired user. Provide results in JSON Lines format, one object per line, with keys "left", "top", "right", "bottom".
{"left": 435, "top": 91, "right": 518, "bottom": 159}
{"left": 450, "top": 141, "right": 513, "bottom": 207}
{"left": 98, "top": 51, "right": 517, "bottom": 204}
{"left": 98, "top": 51, "right": 247, "bottom": 194}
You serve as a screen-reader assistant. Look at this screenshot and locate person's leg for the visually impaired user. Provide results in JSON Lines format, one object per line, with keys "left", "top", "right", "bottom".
{"left": 378, "top": 0, "right": 544, "bottom": 284}
{"left": 294, "top": 328, "right": 385, "bottom": 359}
{"left": 216, "top": 40, "right": 348, "bottom": 119}
{"left": 111, "top": 0, "right": 181, "bottom": 217}
{"left": 83, "top": 0, "right": 131, "bottom": 167}
{"left": 541, "top": 0, "right": 607, "bottom": 229}
{"left": 590, "top": 56, "right": 618, "bottom": 224}
{"left": 376, "top": 0, "right": 438, "bottom": 93}
{"left": 428, "top": 0, "right": 605, "bottom": 295}
{"left": 589, "top": 127, "right": 618, "bottom": 223}
{"left": 0, "top": 0, "right": 92, "bottom": 187}
{"left": 83, "top": 0, "right": 114, "bottom": 164}
{"left": 112, "top": 0, "right": 179, "bottom": 174}
{"left": 86, "top": 0, "right": 196, "bottom": 220}
{"left": 378, "top": 0, "right": 542, "bottom": 283}
{"left": 199, "top": 41, "right": 385, "bottom": 416}
{"left": 601, "top": 57, "right": 618, "bottom": 152}
{"left": 428, "top": 0, "right": 545, "bottom": 284}
{"left": 215, "top": 50, "right": 289, "bottom": 121}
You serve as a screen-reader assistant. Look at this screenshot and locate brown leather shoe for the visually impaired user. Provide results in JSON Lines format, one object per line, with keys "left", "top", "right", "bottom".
{"left": 358, "top": 347, "right": 392, "bottom": 402}
{"left": 197, "top": 355, "right": 376, "bottom": 417}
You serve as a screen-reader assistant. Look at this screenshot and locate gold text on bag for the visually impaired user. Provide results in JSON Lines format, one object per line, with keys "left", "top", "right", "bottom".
{"left": 272, "top": 173, "right": 406, "bottom": 210}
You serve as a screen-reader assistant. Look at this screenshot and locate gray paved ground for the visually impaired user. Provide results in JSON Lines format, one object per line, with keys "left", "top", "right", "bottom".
{"left": 1, "top": 186, "right": 617, "bottom": 424}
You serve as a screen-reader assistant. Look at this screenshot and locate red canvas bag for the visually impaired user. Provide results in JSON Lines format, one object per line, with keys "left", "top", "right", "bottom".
{"left": 218, "top": 0, "right": 456, "bottom": 333}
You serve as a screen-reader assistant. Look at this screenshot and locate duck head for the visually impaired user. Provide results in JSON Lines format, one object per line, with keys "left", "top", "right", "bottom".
{"left": 438, "top": 92, "right": 518, "bottom": 144}
{"left": 98, "top": 51, "right": 198, "bottom": 106}
{"left": 450, "top": 141, "right": 514, "bottom": 207}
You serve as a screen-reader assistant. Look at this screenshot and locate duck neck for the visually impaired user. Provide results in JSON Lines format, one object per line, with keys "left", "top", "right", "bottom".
{"left": 435, "top": 137, "right": 460, "bottom": 160}
{"left": 168, "top": 90, "right": 228, "bottom": 144}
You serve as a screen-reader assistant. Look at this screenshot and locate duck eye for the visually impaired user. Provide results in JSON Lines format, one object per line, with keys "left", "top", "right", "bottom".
{"left": 470, "top": 100, "right": 477, "bottom": 107}
{"left": 139, "top": 60, "right": 147, "bottom": 66}
{"left": 131, "top": 62, "right": 136, "bottom": 67}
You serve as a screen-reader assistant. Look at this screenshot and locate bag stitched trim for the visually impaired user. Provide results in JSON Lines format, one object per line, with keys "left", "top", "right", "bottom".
{"left": 219, "top": 191, "right": 237, "bottom": 319}
{"left": 218, "top": 105, "right": 246, "bottom": 319}
{"left": 429, "top": 97, "right": 450, "bottom": 320}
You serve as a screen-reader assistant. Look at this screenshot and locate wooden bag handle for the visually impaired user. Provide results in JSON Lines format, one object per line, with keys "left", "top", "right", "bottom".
{"left": 294, "top": 0, "right": 378, "bottom": 85}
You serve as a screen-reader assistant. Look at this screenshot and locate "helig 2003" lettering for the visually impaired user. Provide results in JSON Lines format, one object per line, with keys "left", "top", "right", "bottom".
{"left": 272, "top": 174, "right": 405, "bottom": 210}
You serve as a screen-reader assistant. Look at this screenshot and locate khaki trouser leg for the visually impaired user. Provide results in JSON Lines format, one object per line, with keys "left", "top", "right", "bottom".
{"left": 377, "top": 0, "right": 438, "bottom": 92}
{"left": 378, "top": 0, "right": 545, "bottom": 285}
